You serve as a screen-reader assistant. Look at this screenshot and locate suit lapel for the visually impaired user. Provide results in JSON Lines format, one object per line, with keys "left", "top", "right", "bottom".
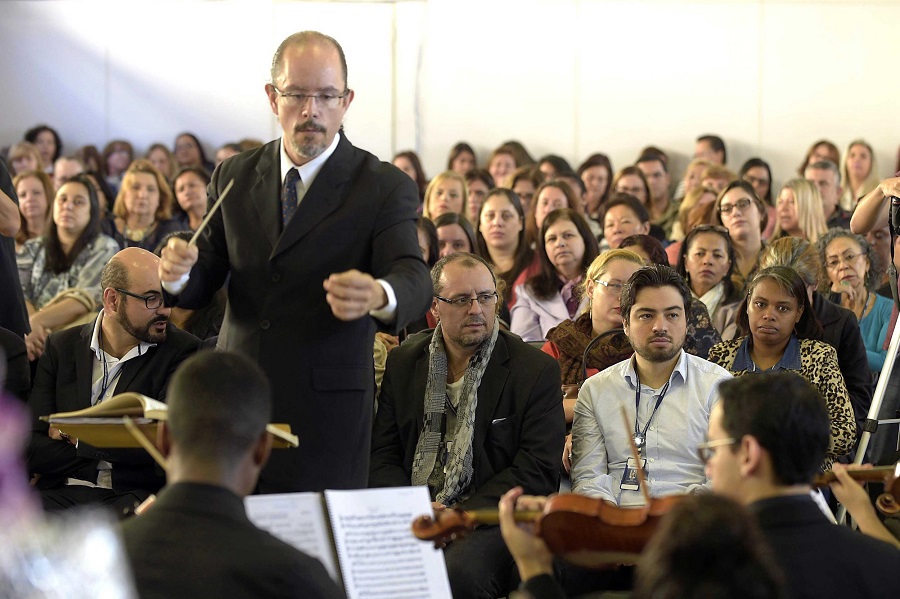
{"left": 474, "top": 335, "right": 510, "bottom": 450}
{"left": 252, "top": 142, "right": 281, "bottom": 251}
{"left": 116, "top": 345, "right": 157, "bottom": 396}
{"left": 76, "top": 325, "right": 95, "bottom": 406}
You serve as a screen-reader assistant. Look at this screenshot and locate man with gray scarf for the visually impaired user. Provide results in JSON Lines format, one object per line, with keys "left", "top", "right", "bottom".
{"left": 370, "top": 252, "right": 565, "bottom": 599}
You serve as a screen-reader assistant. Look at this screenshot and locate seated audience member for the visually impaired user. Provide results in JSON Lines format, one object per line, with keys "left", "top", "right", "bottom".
{"left": 840, "top": 139, "right": 880, "bottom": 212}
{"left": 805, "top": 160, "right": 852, "bottom": 230}
{"left": 101, "top": 140, "right": 134, "bottom": 195}
{"left": 705, "top": 372, "right": 900, "bottom": 597}
{"left": 172, "top": 166, "right": 211, "bottom": 231}
{"left": 694, "top": 134, "right": 726, "bottom": 166}
{"left": 465, "top": 169, "right": 494, "bottom": 225}
{"left": 713, "top": 180, "right": 768, "bottom": 293}
{"left": 673, "top": 158, "right": 710, "bottom": 202}
{"left": 53, "top": 156, "right": 84, "bottom": 190}
{"left": 865, "top": 224, "right": 897, "bottom": 298}
{"left": 24, "top": 124, "right": 62, "bottom": 171}
{"left": 487, "top": 146, "right": 518, "bottom": 190}
{"left": 818, "top": 228, "right": 893, "bottom": 374}
{"left": 104, "top": 159, "right": 181, "bottom": 252}
{"left": 578, "top": 153, "right": 613, "bottom": 222}
{"left": 422, "top": 170, "right": 467, "bottom": 221}
{"left": 434, "top": 212, "right": 477, "bottom": 259}
{"left": 1, "top": 325, "right": 30, "bottom": 402}
{"left": 602, "top": 193, "right": 651, "bottom": 250}
{"left": 499, "top": 489, "right": 786, "bottom": 599}
{"left": 669, "top": 184, "right": 718, "bottom": 243}
{"left": 476, "top": 188, "right": 534, "bottom": 307}
{"left": 537, "top": 154, "right": 572, "bottom": 179}
{"left": 26, "top": 248, "right": 199, "bottom": 514}
{"left": 214, "top": 142, "right": 242, "bottom": 167}
{"left": 499, "top": 140, "right": 536, "bottom": 166}
{"left": 619, "top": 234, "right": 722, "bottom": 359}
{"left": 554, "top": 173, "right": 592, "bottom": 225}
{"left": 700, "top": 164, "right": 738, "bottom": 194}
{"left": 740, "top": 157, "right": 776, "bottom": 240}
{"left": 571, "top": 265, "right": 732, "bottom": 505}
{"left": 447, "top": 142, "right": 477, "bottom": 175}
{"left": 526, "top": 180, "right": 579, "bottom": 248}
{"left": 173, "top": 132, "right": 213, "bottom": 172}
{"left": 829, "top": 463, "right": 900, "bottom": 549}
{"left": 707, "top": 266, "right": 855, "bottom": 469}
{"left": 18, "top": 175, "right": 120, "bottom": 361}
{"left": 612, "top": 166, "right": 651, "bottom": 208}
{"left": 145, "top": 143, "right": 175, "bottom": 182}
{"left": 636, "top": 154, "right": 677, "bottom": 238}
{"left": 370, "top": 253, "right": 564, "bottom": 599}
{"left": 511, "top": 209, "right": 599, "bottom": 343}
{"left": 121, "top": 351, "right": 342, "bottom": 599}
{"left": 393, "top": 150, "right": 428, "bottom": 201}
{"left": 676, "top": 225, "right": 742, "bottom": 340}
{"left": 506, "top": 165, "right": 541, "bottom": 214}
{"left": 8, "top": 142, "right": 43, "bottom": 176}
{"left": 13, "top": 170, "right": 53, "bottom": 252}
{"left": 84, "top": 171, "right": 115, "bottom": 215}
{"left": 759, "top": 237, "right": 872, "bottom": 435}
{"left": 774, "top": 178, "right": 828, "bottom": 244}
{"left": 798, "top": 139, "right": 841, "bottom": 175}
{"left": 76, "top": 144, "right": 102, "bottom": 173}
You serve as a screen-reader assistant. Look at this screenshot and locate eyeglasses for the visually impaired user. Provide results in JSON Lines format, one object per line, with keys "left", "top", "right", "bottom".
{"left": 115, "top": 288, "right": 164, "bottom": 310}
{"left": 696, "top": 438, "right": 737, "bottom": 463}
{"left": 434, "top": 292, "right": 499, "bottom": 310}
{"left": 743, "top": 175, "right": 770, "bottom": 187}
{"left": 825, "top": 252, "right": 862, "bottom": 270}
{"left": 691, "top": 224, "right": 730, "bottom": 235}
{"left": 617, "top": 185, "right": 645, "bottom": 196}
{"left": 718, "top": 198, "right": 753, "bottom": 214}
{"left": 593, "top": 278, "right": 624, "bottom": 295}
{"left": 271, "top": 85, "right": 351, "bottom": 109}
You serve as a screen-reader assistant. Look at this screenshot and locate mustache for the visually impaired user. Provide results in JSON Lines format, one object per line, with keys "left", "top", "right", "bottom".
{"left": 294, "top": 121, "right": 326, "bottom": 134}
{"left": 150, "top": 315, "right": 168, "bottom": 325}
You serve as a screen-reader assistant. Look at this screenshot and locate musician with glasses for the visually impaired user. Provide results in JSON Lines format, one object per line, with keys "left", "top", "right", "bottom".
{"left": 26, "top": 247, "right": 199, "bottom": 514}
{"left": 713, "top": 180, "right": 769, "bottom": 293}
{"left": 370, "top": 253, "right": 564, "bottom": 599}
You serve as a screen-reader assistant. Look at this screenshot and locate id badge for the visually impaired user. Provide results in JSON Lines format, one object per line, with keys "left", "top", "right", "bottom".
{"left": 621, "top": 456, "right": 648, "bottom": 491}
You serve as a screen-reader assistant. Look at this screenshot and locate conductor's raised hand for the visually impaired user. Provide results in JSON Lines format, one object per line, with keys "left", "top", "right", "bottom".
{"left": 323, "top": 269, "right": 388, "bottom": 321}
{"left": 159, "top": 236, "right": 199, "bottom": 283}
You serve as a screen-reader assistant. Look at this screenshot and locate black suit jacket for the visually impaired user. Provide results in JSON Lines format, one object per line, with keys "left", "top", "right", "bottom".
{"left": 752, "top": 495, "right": 900, "bottom": 598}
{"left": 26, "top": 320, "right": 199, "bottom": 492}
{"left": 0, "top": 161, "right": 28, "bottom": 336}
{"left": 369, "top": 329, "right": 565, "bottom": 510}
{"left": 0, "top": 325, "right": 29, "bottom": 401}
{"left": 121, "top": 482, "right": 342, "bottom": 599}
{"left": 171, "top": 134, "right": 432, "bottom": 492}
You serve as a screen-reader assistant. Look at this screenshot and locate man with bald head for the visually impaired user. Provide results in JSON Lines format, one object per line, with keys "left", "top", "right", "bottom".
{"left": 27, "top": 247, "right": 199, "bottom": 514}
{"left": 160, "top": 31, "right": 431, "bottom": 492}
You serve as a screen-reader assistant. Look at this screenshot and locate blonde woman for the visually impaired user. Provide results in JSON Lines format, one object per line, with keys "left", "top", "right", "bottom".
{"left": 773, "top": 178, "right": 827, "bottom": 244}
{"left": 421, "top": 170, "right": 467, "bottom": 221}
{"left": 840, "top": 140, "right": 880, "bottom": 211}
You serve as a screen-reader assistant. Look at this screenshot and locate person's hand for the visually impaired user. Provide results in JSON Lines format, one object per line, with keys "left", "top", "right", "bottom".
{"left": 159, "top": 237, "right": 199, "bottom": 283}
{"left": 376, "top": 332, "right": 400, "bottom": 352}
{"left": 877, "top": 176, "right": 900, "bottom": 199}
{"left": 562, "top": 434, "right": 574, "bottom": 474}
{"left": 24, "top": 326, "right": 50, "bottom": 361}
{"left": 829, "top": 463, "right": 874, "bottom": 518}
{"left": 48, "top": 426, "right": 77, "bottom": 446}
{"left": 831, "top": 279, "right": 860, "bottom": 303}
{"left": 431, "top": 501, "right": 447, "bottom": 512}
{"left": 499, "top": 487, "right": 554, "bottom": 582}
{"left": 323, "top": 269, "right": 387, "bottom": 321}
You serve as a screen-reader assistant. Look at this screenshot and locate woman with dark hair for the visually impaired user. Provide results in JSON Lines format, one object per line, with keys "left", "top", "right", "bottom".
{"left": 146, "top": 143, "right": 176, "bottom": 182}
{"left": 415, "top": 215, "right": 438, "bottom": 270}
{"left": 713, "top": 180, "right": 769, "bottom": 293}
{"left": 464, "top": 169, "right": 494, "bottom": 225}
{"left": 537, "top": 154, "right": 572, "bottom": 179}
{"left": 507, "top": 165, "right": 542, "bottom": 214}
{"left": 83, "top": 171, "right": 115, "bottom": 215}
{"left": 602, "top": 193, "right": 651, "bottom": 250}
{"left": 499, "top": 140, "right": 535, "bottom": 166}
{"left": 526, "top": 180, "right": 580, "bottom": 248}
{"left": 578, "top": 153, "right": 613, "bottom": 222}
{"left": 105, "top": 159, "right": 181, "bottom": 252}
{"left": 447, "top": 142, "right": 476, "bottom": 175}
{"left": 477, "top": 188, "right": 533, "bottom": 307}
{"left": 13, "top": 170, "right": 53, "bottom": 252}
{"left": 740, "top": 157, "right": 776, "bottom": 239}
{"left": 612, "top": 165, "right": 650, "bottom": 206}
{"left": 17, "top": 174, "right": 119, "bottom": 360}
{"left": 707, "top": 266, "right": 855, "bottom": 468}
{"left": 24, "top": 124, "right": 62, "bottom": 170}
{"left": 101, "top": 139, "right": 134, "bottom": 194}
{"left": 392, "top": 150, "right": 428, "bottom": 201}
{"left": 511, "top": 209, "right": 599, "bottom": 342}
{"left": 434, "top": 212, "right": 476, "bottom": 258}
{"left": 172, "top": 166, "right": 211, "bottom": 231}
{"left": 798, "top": 140, "right": 841, "bottom": 176}
{"left": 173, "top": 132, "right": 214, "bottom": 172}
{"left": 677, "top": 225, "right": 743, "bottom": 340}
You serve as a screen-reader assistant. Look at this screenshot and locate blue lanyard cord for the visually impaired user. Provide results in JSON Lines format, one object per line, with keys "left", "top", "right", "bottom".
{"left": 634, "top": 374, "right": 670, "bottom": 443}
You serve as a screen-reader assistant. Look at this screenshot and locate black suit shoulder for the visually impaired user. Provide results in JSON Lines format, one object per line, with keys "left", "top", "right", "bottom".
{"left": 0, "top": 325, "right": 29, "bottom": 401}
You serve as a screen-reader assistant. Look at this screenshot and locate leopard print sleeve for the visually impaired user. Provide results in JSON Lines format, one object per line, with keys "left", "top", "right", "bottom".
{"left": 799, "top": 340, "right": 855, "bottom": 464}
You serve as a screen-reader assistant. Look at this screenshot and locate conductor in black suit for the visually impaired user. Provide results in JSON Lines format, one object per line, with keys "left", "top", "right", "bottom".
{"left": 159, "top": 31, "right": 432, "bottom": 493}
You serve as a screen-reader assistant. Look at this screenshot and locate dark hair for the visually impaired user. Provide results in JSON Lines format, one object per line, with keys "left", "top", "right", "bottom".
{"left": 620, "top": 234, "right": 668, "bottom": 267}
{"left": 499, "top": 140, "right": 535, "bottom": 166}
{"left": 739, "top": 157, "right": 773, "bottom": 205}
{"left": 394, "top": 150, "right": 428, "bottom": 199}
{"left": 44, "top": 174, "right": 102, "bottom": 274}
{"left": 76, "top": 145, "right": 102, "bottom": 172}
{"left": 433, "top": 212, "right": 477, "bottom": 254}
{"left": 465, "top": 168, "right": 495, "bottom": 191}
{"left": 612, "top": 166, "right": 651, "bottom": 207}
{"left": 697, "top": 134, "right": 727, "bottom": 164}
{"left": 538, "top": 154, "right": 572, "bottom": 176}
{"left": 636, "top": 152, "right": 668, "bottom": 174}
{"left": 718, "top": 371, "right": 830, "bottom": 485}
{"left": 416, "top": 215, "right": 439, "bottom": 268}
{"left": 174, "top": 133, "right": 211, "bottom": 170}
{"left": 554, "top": 171, "right": 585, "bottom": 196}
{"left": 168, "top": 351, "right": 273, "bottom": 463}
{"left": 101, "top": 139, "right": 134, "bottom": 178}
{"left": 172, "top": 166, "right": 212, "bottom": 221}
{"left": 100, "top": 253, "right": 130, "bottom": 292}
{"left": 272, "top": 31, "right": 348, "bottom": 87}
{"left": 676, "top": 225, "right": 740, "bottom": 303}
{"left": 736, "top": 266, "right": 824, "bottom": 340}
{"left": 603, "top": 193, "right": 650, "bottom": 225}
{"left": 526, "top": 180, "right": 580, "bottom": 247}
{"left": 84, "top": 170, "right": 116, "bottom": 212}
{"left": 634, "top": 493, "right": 786, "bottom": 599}
{"left": 712, "top": 180, "right": 769, "bottom": 234}
{"left": 621, "top": 265, "right": 692, "bottom": 326}
{"left": 577, "top": 153, "right": 614, "bottom": 210}
{"left": 527, "top": 209, "right": 599, "bottom": 301}
{"left": 24, "top": 124, "right": 62, "bottom": 162}
{"left": 476, "top": 188, "right": 533, "bottom": 293}
{"left": 797, "top": 140, "right": 840, "bottom": 176}
{"left": 447, "top": 142, "right": 476, "bottom": 172}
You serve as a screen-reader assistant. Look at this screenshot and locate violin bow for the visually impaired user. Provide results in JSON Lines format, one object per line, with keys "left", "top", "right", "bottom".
{"left": 620, "top": 405, "right": 653, "bottom": 505}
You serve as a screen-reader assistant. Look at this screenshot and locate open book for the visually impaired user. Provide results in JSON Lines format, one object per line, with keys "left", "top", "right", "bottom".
{"left": 246, "top": 486, "right": 451, "bottom": 599}
{"left": 42, "top": 392, "right": 299, "bottom": 449}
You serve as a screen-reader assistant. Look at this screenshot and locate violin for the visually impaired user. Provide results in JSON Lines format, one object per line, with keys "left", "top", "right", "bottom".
{"left": 813, "top": 461, "right": 900, "bottom": 515}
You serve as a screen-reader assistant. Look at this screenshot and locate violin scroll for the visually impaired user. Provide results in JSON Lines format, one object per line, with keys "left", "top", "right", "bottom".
{"left": 411, "top": 509, "right": 478, "bottom": 548}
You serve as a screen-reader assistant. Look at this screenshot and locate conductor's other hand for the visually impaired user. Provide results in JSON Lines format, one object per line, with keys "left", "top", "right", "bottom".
{"left": 324, "top": 269, "right": 387, "bottom": 321}
{"left": 159, "top": 237, "right": 199, "bottom": 282}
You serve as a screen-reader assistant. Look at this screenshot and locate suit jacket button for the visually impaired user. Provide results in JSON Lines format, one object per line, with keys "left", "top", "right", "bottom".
{"left": 260, "top": 320, "right": 271, "bottom": 330}
{"left": 271, "top": 273, "right": 281, "bottom": 283}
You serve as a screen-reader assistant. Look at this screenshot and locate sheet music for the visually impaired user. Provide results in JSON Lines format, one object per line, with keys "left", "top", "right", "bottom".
{"left": 244, "top": 492, "right": 340, "bottom": 583}
{"left": 325, "top": 486, "right": 451, "bottom": 599}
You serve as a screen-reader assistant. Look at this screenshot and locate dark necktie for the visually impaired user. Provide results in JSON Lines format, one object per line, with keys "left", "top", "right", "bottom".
{"left": 281, "top": 168, "right": 300, "bottom": 228}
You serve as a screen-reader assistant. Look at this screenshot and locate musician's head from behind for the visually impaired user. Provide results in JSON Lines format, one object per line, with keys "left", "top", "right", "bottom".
{"left": 704, "top": 371, "right": 829, "bottom": 505}
{"left": 161, "top": 351, "right": 274, "bottom": 497}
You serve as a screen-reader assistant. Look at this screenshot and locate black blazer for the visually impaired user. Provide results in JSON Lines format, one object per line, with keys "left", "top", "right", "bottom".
{"left": 171, "top": 134, "right": 432, "bottom": 493}
{"left": 0, "top": 325, "right": 29, "bottom": 401}
{"left": 369, "top": 329, "right": 565, "bottom": 510}
{"left": 26, "top": 320, "right": 199, "bottom": 492}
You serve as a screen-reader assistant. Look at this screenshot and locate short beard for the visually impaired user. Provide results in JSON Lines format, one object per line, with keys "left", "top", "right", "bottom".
{"left": 118, "top": 309, "right": 168, "bottom": 345}
{"left": 289, "top": 121, "right": 328, "bottom": 160}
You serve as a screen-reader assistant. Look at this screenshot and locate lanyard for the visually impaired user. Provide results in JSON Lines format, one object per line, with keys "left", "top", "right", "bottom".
{"left": 633, "top": 372, "right": 670, "bottom": 453}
